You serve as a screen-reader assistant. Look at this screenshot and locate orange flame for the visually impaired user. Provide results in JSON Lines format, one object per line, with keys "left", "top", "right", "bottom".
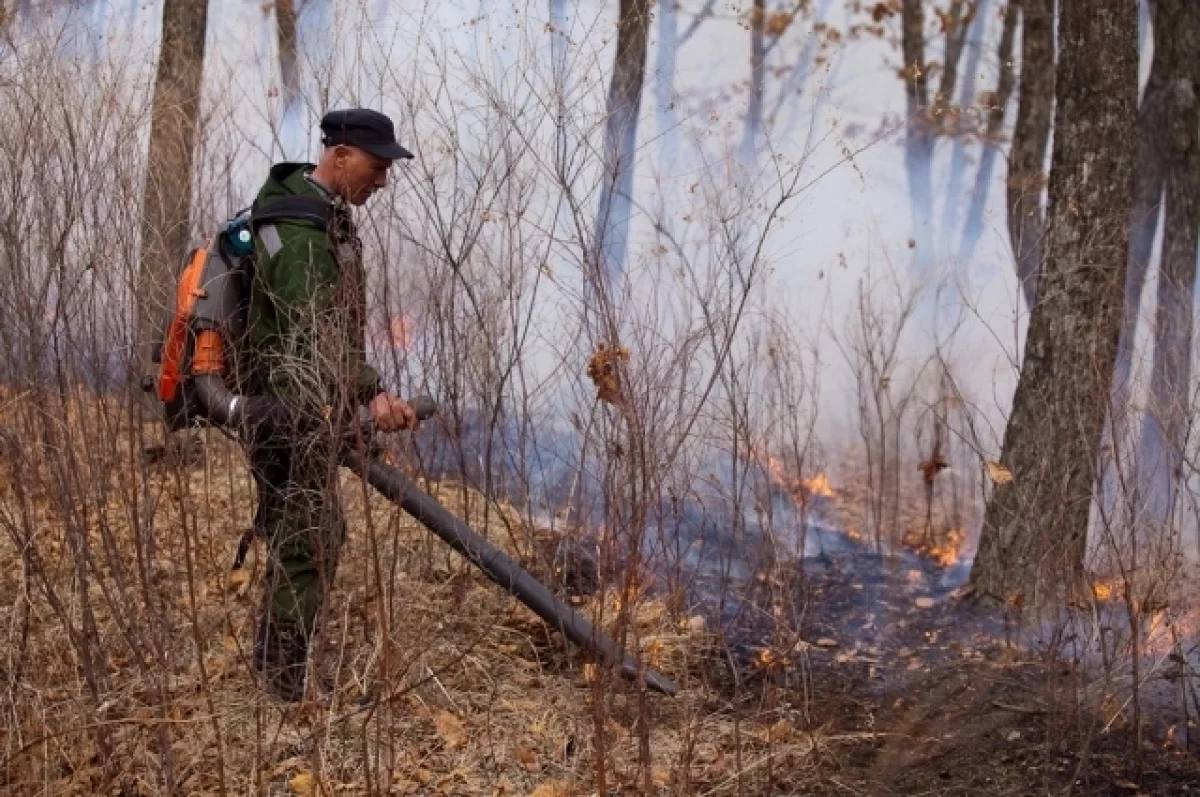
{"left": 756, "top": 648, "right": 783, "bottom": 670}
{"left": 802, "top": 472, "right": 835, "bottom": 498}
{"left": 902, "top": 527, "right": 967, "bottom": 568}
{"left": 751, "top": 446, "right": 836, "bottom": 501}
{"left": 926, "top": 527, "right": 966, "bottom": 568}
{"left": 1091, "top": 578, "right": 1121, "bottom": 602}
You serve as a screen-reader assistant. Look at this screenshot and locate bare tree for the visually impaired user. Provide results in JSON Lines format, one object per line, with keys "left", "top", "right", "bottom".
{"left": 969, "top": 0, "right": 1136, "bottom": 605}
{"left": 1136, "top": 0, "right": 1200, "bottom": 529}
{"left": 592, "top": 0, "right": 651, "bottom": 286}
{"left": 275, "top": 0, "right": 299, "bottom": 109}
{"left": 1005, "top": 0, "right": 1054, "bottom": 309}
{"left": 956, "top": 0, "right": 1017, "bottom": 264}
{"left": 931, "top": 0, "right": 970, "bottom": 122}
{"left": 739, "top": 0, "right": 766, "bottom": 162}
{"left": 1113, "top": 0, "right": 1194, "bottom": 400}
{"left": 901, "top": 0, "right": 935, "bottom": 271}
{"left": 653, "top": 0, "right": 680, "bottom": 172}
{"left": 939, "top": 0, "right": 987, "bottom": 237}
{"left": 137, "top": 0, "right": 208, "bottom": 371}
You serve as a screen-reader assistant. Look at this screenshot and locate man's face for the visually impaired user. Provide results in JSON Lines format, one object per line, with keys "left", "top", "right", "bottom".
{"left": 333, "top": 145, "right": 393, "bottom": 206}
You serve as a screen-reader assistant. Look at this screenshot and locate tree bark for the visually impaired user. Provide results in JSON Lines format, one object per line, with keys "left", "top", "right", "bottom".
{"left": 901, "top": 0, "right": 936, "bottom": 271}
{"left": 137, "top": 0, "right": 208, "bottom": 372}
{"left": 969, "top": 0, "right": 1136, "bottom": 606}
{"left": 593, "top": 0, "right": 650, "bottom": 286}
{"left": 275, "top": 0, "right": 299, "bottom": 109}
{"left": 1111, "top": 0, "right": 1182, "bottom": 403}
{"left": 1005, "top": 0, "right": 1054, "bottom": 310}
{"left": 933, "top": 0, "right": 970, "bottom": 122}
{"left": 938, "top": 0, "right": 986, "bottom": 239}
{"left": 957, "top": 0, "right": 1018, "bottom": 263}
{"left": 1137, "top": 0, "right": 1200, "bottom": 529}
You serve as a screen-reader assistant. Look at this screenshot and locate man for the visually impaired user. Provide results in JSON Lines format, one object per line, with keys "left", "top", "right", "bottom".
{"left": 244, "top": 108, "right": 416, "bottom": 701}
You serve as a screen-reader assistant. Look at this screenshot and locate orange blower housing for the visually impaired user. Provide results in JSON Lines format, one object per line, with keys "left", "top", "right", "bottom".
{"left": 150, "top": 231, "right": 250, "bottom": 430}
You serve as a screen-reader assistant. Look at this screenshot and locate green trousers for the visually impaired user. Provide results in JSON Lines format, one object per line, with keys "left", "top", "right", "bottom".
{"left": 249, "top": 434, "right": 345, "bottom": 637}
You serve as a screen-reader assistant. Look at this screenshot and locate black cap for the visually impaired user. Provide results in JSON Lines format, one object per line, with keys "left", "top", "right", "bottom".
{"left": 319, "top": 108, "right": 414, "bottom": 161}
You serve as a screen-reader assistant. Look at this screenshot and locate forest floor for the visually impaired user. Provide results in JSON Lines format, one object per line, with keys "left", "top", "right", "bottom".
{"left": 2, "top": 397, "right": 1200, "bottom": 795}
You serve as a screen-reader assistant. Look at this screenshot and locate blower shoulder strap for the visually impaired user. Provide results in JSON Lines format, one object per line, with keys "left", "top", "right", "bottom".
{"left": 250, "top": 195, "right": 332, "bottom": 259}
{"left": 250, "top": 195, "right": 332, "bottom": 232}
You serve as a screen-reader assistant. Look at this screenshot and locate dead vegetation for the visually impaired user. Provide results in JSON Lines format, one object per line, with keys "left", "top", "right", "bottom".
{"left": 3, "top": 392, "right": 1198, "bottom": 796}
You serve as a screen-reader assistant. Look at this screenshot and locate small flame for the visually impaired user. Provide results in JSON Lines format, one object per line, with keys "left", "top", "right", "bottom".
{"left": 902, "top": 527, "right": 967, "bottom": 568}
{"left": 1091, "top": 578, "right": 1121, "bottom": 602}
{"left": 926, "top": 527, "right": 966, "bottom": 568}
{"left": 802, "top": 472, "right": 835, "bottom": 498}
{"left": 751, "top": 446, "right": 836, "bottom": 501}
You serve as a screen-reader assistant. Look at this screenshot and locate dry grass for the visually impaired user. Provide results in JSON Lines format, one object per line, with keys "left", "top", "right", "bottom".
{"left": 4, "top": 391, "right": 1199, "bottom": 796}
{"left": 0, "top": 391, "right": 827, "bottom": 796}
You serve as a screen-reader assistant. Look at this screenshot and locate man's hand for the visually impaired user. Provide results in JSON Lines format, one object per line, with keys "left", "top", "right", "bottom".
{"left": 367, "top": 392, "right": 418, "bottom": 432}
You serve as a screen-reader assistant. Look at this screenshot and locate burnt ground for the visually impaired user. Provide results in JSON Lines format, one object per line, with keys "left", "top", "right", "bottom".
{"left": 712, "top": 545, "right": 1200, "bottom": 795}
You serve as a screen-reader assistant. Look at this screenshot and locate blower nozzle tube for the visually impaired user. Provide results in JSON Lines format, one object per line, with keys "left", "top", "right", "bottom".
{"left": 342, "top": 450, "right": 679, "bottom": 697}
{"left": 190, "top": 376, "right": 678, "bottom": 696}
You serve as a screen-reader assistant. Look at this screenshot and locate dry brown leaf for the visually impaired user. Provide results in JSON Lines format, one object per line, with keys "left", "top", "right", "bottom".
{"left": 764, "top": 11, "right": 794, "bottom": 35}
{"left": 288, "top": 770, "right": 316, "bottom": 796}
{"left": 434, "top": 709, "right": 467, "bottom": 749}
{"left": 586, "top": 344, "right": 629, "bottom": 406}
{"left": 985, "top": 461, "right": 1013, "bottom": 485}
{"left": 226, "top": 567, "right": 250, "bottom": 595}
{"left": 528, "top": 780, "right": 572, "bottom": 797}
{"left": 517, "top": 744, "right": 541, "bottom": 772}
{"left": 766, "top": 719, "right": 793, "bottom": 742}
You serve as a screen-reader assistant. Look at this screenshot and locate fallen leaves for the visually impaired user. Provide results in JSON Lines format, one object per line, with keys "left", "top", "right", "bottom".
{"left": 528, "top": 780, "right": 572, "bottom": 797}
{"left": 985, "top": 461, "right": 1013, "bottom": 485}
{"left": 288, "top": 770, "right": 316, "bottom": 796}
{"left": 226, "top": 566, "right": 250, "bottom": 596}
{"left": 434, "top": 709, "right": 467, "bottom": 749}
{"left": 516, "top": 743, "right": 541, "bottom": 773}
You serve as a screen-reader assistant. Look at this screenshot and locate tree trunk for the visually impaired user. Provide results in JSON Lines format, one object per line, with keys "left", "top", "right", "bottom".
{"left": 1005, "top": 0, "right": 1054, "bottom": 309}
{"left": 940, "top": 0, "right": 987, "bottom": 238}
{"left": 137, "top": 0, "right": 208, "bottom": 374}
{"left": 654, "top": 0, "right": 679, "bottom": 173}
{"left": 932, "top": 0, "right": 971, "bottom": 121}
{"left": 969, "top": 0, "right": 1136, "bottom": 606}
{"left": 739, "top": 0, "right": 766, "bottom": 163}
{"left": 1111, "top": 0, "right": 1180, "bottom": 404}
{"left": 957, "top": 0, "right": 1018, "bottom": 263}
{"left": 593, "top": 0, "right": 650, "bottom": 286}
{"left": 276, "top": 0, "right": 299, "bottom": 109}
{"left": 774, "top": 0, "right": 836, "bottom": 136}
{"left": 1137, "top": 0, "right": 1200, "bottom": 530}
{"left": 901, "top": 0, "right": 936, "bottom": 272}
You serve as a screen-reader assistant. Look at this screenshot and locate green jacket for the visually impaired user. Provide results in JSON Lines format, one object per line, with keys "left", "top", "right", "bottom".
{"left": 246, "top": 162, "right": 382, "bottom": 415}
